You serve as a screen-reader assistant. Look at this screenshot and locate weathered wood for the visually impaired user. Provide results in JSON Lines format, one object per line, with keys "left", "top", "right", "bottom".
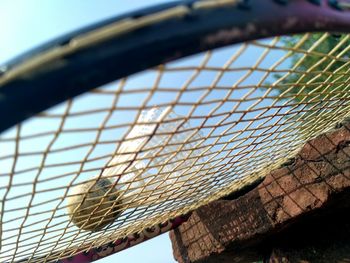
{"left": 170, "top": 122, "right": 350, "bottom": 263}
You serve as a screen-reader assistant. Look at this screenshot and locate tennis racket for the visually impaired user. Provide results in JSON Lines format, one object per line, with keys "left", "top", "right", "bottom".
{"left": 1, "top": 0, "right": 350, "bottom": 262}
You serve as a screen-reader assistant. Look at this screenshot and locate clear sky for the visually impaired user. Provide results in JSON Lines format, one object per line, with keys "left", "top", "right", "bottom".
{"left": 0, "top": 0, "right": 167, "bottom": 63}
{"left": 0, "top": 1, "right": 178, "bottom": 263}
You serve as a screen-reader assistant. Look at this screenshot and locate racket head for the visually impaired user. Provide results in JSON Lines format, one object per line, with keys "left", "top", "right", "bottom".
{"left": 1, "top": 0, "right": 350, "bottom": 262}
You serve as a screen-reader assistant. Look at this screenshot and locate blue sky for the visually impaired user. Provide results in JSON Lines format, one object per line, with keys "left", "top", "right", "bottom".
{"left": 0, "top": 0, "right": 167, "bottom": 63}
{"left": 0, "top": 1, "right": 178, "bottom": 263}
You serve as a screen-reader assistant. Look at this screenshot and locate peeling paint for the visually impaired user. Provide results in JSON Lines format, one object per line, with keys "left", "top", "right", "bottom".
{"left": 204, "top": 27, "right": 244, "bottom": 46}
{"left": 283, "top": 17, "right": 299, "bottom": 29}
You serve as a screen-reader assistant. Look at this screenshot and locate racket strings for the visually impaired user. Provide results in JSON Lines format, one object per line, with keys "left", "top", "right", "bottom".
{"left": 1, "top": 32, "right": 350, "bottom": 262}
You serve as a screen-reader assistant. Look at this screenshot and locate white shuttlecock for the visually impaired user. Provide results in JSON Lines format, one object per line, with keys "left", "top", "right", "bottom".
{"left": 67, "top": 107, "right": 210, "bottom": 231}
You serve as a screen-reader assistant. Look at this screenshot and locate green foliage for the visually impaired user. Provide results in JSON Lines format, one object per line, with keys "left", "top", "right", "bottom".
{"left": 273, "top": 33, "right": 350, "bottom": 102}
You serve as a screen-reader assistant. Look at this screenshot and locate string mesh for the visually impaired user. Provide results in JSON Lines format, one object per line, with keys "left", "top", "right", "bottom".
{"left": 1, "top": 32, "right": 350, "bottom": 262}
